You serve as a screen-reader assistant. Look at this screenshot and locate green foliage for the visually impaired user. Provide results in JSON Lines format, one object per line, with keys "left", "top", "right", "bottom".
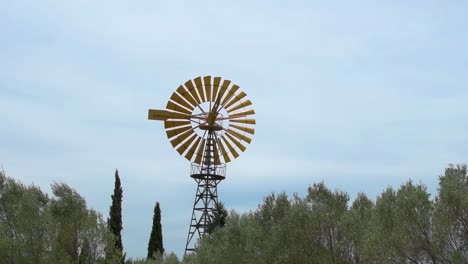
{"left": 147, "top": 202, "right": 164, "bottom": 259}
{"left": 188, "top": 165, "right": 468, "bottom": 264}
{"left": 127, "top": 252, "right": 180, "bottom": 264}
{"left": 0, "top": 170, "right": 120, "bottom": 264}
{"left": 108, "top": 169, "right": 125, "bottom": 263}
{"left": 0, "top": 170, "right": 51, "bottom": 263}
{"left": 2, "top": 164, "right": 468, "bottom": 264}
{"left": 206, "top": 202, "right": 228, "bottom": 234}
{"left": 435, "top": 164, "right": 468, "bottom": 262}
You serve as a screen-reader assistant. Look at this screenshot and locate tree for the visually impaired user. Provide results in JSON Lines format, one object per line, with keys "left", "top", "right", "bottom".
{"left": 147, "top": 202, "right": 164, "bottom": 259}
{"left": 306, "top": 182, "right": 351, "bottom": 262}
{"left": 434, "top": 164, "right": 468, "bottom": 262}
{"left": 207, "top": 202, "right": 228, "bottom": 234}
{"left": 0, "top": 169, "right": 123, "bottom": 264}
{"left": 126, "top": 252, "right": 180, "bottom": 264}
{"left": 50, "top": 183, "right": 88, "bottom": 262}
{"left": 108, "top": 169, "right": 124, "bottom": 263}
{"left": 343, "top": 192, "right": 374, "bottom": 263}
{"left": 0, "top": 170, "right": 52, "bottom": 263}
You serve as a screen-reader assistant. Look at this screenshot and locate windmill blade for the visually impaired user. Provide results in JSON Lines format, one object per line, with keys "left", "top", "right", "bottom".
{"left": 170, "top": 91, "right": 194, "bottom": 111}
{"left": 167, "top": 101, "right": 192, "bottom": 115}
{"left": 148, "top": 109, "right": 190, "bottom": 121}
{"left": 184, "top": 136, "right": 202, "bottom": 161}
{"left": 220, "top": 136, "right": 239, "bottom": 159}
{"left": 225, "top": 133, "right": 247, "bottom": 152}
{"left": 211, "top": 79, "right": 231, "bottom": 116}
{"left": 228, "top": 109, "right": 255, "bottom": 118}
{"left": 215, "top": 79, "right": 231, "bottom": 105}
{"left": 212, "top": 133, "right": 223, "bottom": 164}
{"left": 229, "top": 118, "right": 256, "bottom": 125}
{"left": 175, "top": 133, "right": 197, "bottom": 155}
{"left": 170, "top": 127, "right": 196, "bottom": 148}
{"left": 216, "top": 138, "right": 231, "bottom": 163}
{"left": 164, "top": 120, "right": 191, "bottom": 130}
{"left": 176, "top": 85, "right": 198, "bottom": 108}
{"left": 211, "top": 77, "right": 222, "bottom": 102}
{"left": 166, "top": 125, "right": 193, "bottom": 139}
{"left": 221, "top": 85, "right": 240, "bottom": 107}
{"left": 203, "top": 76, "right": 212, "bottom": 103}
{"left": 184, "top": 79, "right": 203, "bottom": 105}
{"left": 230, "top": 124, "right": 255, "bottom": 135}
{"left": 226, "top": 128, "right": 252, "bottom": 144}
{"left": 213, "top": 141, "right": 221, "bottom": 165}
{"left": 224, "top": 91, "right": 246, "bottom": 110}
{"left": 226, "top": 100, "right": 252, "bottom": 113}
{"left": 194, "top": 76, "right": 206, "bottom": 102}
{"left": 193, "top": 139, "right": 206, "bottom": 164}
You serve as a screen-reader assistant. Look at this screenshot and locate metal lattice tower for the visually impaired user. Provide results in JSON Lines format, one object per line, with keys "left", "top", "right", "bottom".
{"left": 147, "top": 76, "right": 256, "bottom": 256}
{"left": 185, "top": 130, "right": 225, "bottom": 252}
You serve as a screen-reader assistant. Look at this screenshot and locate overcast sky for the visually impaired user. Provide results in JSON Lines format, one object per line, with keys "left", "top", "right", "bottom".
{"left": 1, "top": 0, "right": 467, "bottom": 259}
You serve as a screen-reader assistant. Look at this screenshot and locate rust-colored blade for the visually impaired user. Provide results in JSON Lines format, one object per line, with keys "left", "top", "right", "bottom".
{"left": 194, "top": 76, "right": 206, "bottom": 102}
{"left": 170, "top": 128, "right": 195, "bottom": 148}
{"left": 166, "top": 101, "right": 192, "bottom": 115}
{"left": 228, "top": 109, "right": 255, "bottom": 118}
{"left": 185, "top": 79, "right": 202, "bottom": 104}
{"left": 223, "top": 91, "right": 246, "bottom": 110}
{"left": 216, "top": 138, "right": 231, "bottom": 163}
{"left": 227, "top": 128, "right": 252, "bottom": 144}
{"left": 203, "top": 76, "right": 212, "bottom": 103}
{"left": 221, "top": 84, "right": 239, "bottom": 107}
{"left": 230, "top": 124, "right": 255, "bottom": 135}
{"left": 213, "top": 141, "right": 221, "bottom": 165}
{"left": 211, "top": 77, "right": 222, "bottom": 101}
{"left": 230, "top": 118, "right": 256, "bottom": 125}
{"left": 225, "top": 132, "right": 247, "bottom": 152}
{"left": 164, "top": 120, "right": 191, "bottom": 130}
{"left": 193, "top": 139, "right": 206, "bottom": 164}
{"left": 148, "top": 109, "right": 190, "bottom": 120}
{"left": 221, "top": 136, "right": 239, "bottom": 159}
{"left": 215, "top": 79, "right": 231, "bottom": 104}
{"left": 175, "top": 133, "right": 197, "bottom": 155}
{"left": 226, "top": 99, "right": 252, "bottom": 113}
{"left": 176, "top": 85, "right": 198, "bottom": 108}
{"left": 166, "top": 125, "right": 192, "bottom": 139}
{"left": 170, "top": 91, "right": 194, "bottom": 111}
{"left": 184, "top": 136, "right": 202, "bottom": 161}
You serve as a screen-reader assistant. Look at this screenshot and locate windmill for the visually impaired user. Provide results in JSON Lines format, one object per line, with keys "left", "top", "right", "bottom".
{"left": 147, "top": 76, "right": 256, "bottom": 254}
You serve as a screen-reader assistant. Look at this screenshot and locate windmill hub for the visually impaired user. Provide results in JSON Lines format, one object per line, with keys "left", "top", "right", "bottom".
{"left": 199, "top": 123, "right": 223, "bottom": 131}
{"left": 148, "top": 75, "right": 256, "bottom": 255}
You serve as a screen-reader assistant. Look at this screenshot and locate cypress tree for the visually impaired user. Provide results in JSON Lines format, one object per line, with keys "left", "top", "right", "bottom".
{"left": 207, "top": 202, "right": 228, "bottom": 234}
{"left": 147, "top": 202, "right": 164, "bottom": 259}
{"left": 108, "top": 169, "right": 124, "bottom": 263}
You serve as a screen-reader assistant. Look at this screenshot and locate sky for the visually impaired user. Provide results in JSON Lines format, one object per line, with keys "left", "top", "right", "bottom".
{"left": 1, "top": 0, "right": 468, "bottom": 259}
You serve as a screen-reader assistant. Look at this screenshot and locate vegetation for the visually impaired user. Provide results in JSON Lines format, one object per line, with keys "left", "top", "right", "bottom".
{"left": 147, "top": 202, "right": 164, "bottom": 259}
{"left": 206, "top": 202, "right": 228, "bottom": 234}
{"left": 189, "top": 164, "right": 468, "bottom": 264}
{"left": 108, "top": 170, "right": 125, "bottom": 263}
{"left": 0, "top": 170, "right": 120, "bottom": 263}
{"left": 126, "top": 252, "right": 179, "bottom": 264}
{"left": 1, "top": 164, "right": 467, "bottom": 263}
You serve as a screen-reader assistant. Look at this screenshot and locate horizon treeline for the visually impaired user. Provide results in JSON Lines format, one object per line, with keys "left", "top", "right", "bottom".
{"left": 0, "top": 169, "right": 175, "bottom": 264}
{"left": 1, "top": 164, "right": 467, "bottom": 263}
{"left": 0, "top": 170, "right": 122, "bottom": 263}
{"left": 187, "top": 164, "right": 468, "bottom": 264}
